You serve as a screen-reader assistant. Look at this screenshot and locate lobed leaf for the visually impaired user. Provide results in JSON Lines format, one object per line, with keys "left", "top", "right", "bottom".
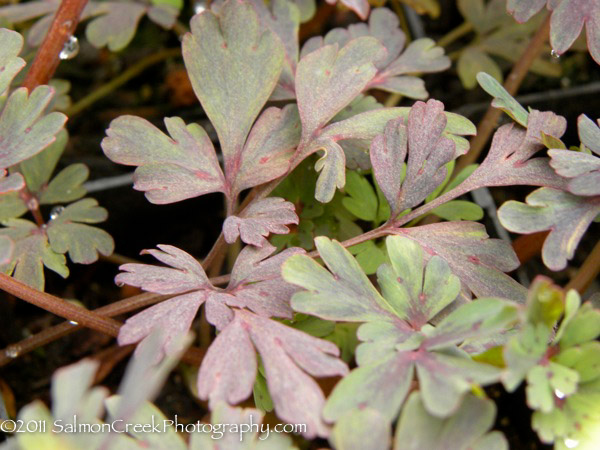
{"left": 183, "top": 0, "right": 284, "bottom": 179}
{"left": 0, "top": 86, "right": 67, "bottom": 174}
{"left": 102, "top": 116, "right": 226, "bottom": 204}
{"left": 550, "top": 0, "right": 600, "bottom": 64}
{"left": 549, "top": 115, "right": 600, "bottom": 196}
{"left": 224, "top": 197, "right": 298, "bottom": 247}
{"left": 46, "top": 199, "right": 114, "bottom": 265}
{"left": 394, "top": 392, "right": 508, "bottom": 450}
{"left": 371, "top": 100, "right": 456, "bottom": 216}
{"left": 0, "top": 28, "right": 25, "bottom": 96}
{"left": 498, "top": 188, "right": 600, "bottom": 271}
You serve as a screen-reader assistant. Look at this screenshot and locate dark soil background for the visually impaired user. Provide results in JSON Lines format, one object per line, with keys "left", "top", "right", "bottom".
{"left": 2, "top": 0, "right": 599, "bottom": 448}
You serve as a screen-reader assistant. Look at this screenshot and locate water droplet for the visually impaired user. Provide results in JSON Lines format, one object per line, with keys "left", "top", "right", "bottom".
{"left": 5, "top": 345, "right": 20, "bottom": 358}
{"left": 50, "top": 205, "right": 65, "bottom": 220}
{"left": 554, "top": 389, "right": 565, "bottom": 399}
{"left": 551, "top": 49, "right": 560, "bottom": 59}
{"left": 69, "top": 320, "right": 79, "bottom": 325}
{"left": 194, "top": 0, "right": 207, "bottom": 14}
{"left": 59, "top": 36, "right": 79, "bottom": 60}
{"left": 26, "top": 197, "right": 39, "bottom": 211}
{"left": 564, "top": 438, "right": 579, "bottom": 448}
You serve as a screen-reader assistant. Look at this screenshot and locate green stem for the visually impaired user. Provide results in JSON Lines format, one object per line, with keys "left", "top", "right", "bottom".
{"left": 437, "top": 22, "right": 473, "bottom": 48}
{"left": 64, "top": 48, "right": 181, "bottom": 117}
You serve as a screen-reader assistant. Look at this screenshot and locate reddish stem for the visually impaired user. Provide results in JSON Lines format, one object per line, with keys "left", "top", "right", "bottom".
{"left": 21, "top": 0, "right": 89, "bottom": 91}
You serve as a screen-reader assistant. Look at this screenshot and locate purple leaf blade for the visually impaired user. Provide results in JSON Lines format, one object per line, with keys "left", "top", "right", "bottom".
{"left": 550, "top": 0, "right": 600, "bottom": 64}
{"left": 234, "top": 105, "right": 301, "bottom": 194}
{"left": 197, "top": 315, "right": 257, "bottom": 407}
{"left": 224, "top": 197, "right": 298, "bottom": 248}
{"left": 397, "top": 221, "right": 526, "bottom": 301}
{"left": 498, "top": 187, "right": 600, "bottom": 271}
{"left": 182, "top": 0, "right": 284, "bottom": 173}
{"left": 85, "top": 2, "right": 147, "bottom": 52}
{"left": 101, "top": 116, "right": 226, "bottom": 204}
{"left": 242, "top": 310, "right": 348, "bottom": 438}
{"left": 296, "top": 37, "right": 386, "bottom": 139}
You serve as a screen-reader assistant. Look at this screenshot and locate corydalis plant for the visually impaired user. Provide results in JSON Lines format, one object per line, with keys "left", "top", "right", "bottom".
{"left": 474, "top": 73, "right": 600, "bottom": 271}
{"left": 0, "top": 0, "right": 180, "bottom": 52}
{"left": 0, "top": 28, "right": 71, "bottom": 275}
{"left": 282, "top": 236, "right": 518, "bottom": 440}
{"left": 115, "top": 243, "right": 348, "bottom": 438}
{"left": 505, "top": 0, "right": 600, "bottom": 64}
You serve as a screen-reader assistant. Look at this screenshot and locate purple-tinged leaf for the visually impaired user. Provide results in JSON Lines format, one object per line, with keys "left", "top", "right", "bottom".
{"left": 506, "top": 0, "right": 547, "bottom": 23}
{"left": 396, "top": 222, "right": 526, "bottom": 301}
{"left": 197, "top": 314, "right": 257, "bottom": 406}
{"left": 549, "top": 115, "right": 600, "bottom": 196}
{"left": 223, "top": 197, "right": 298, "bottom": 247}
{"left": 0, "top": 28, "right": 25, "bottom": 96}
{"left": 330, "top": 409, "right": 391, "bottom": 450}
{"left": 0, "top": 172, "right": 24, "bottom": 194}
{"left": 241, "top": 310, "right": 348, "bottom": 438}
{"left": 550, "top": 0, "right": 600, "bottom": 64}
{"left": 117, "top": 244, "right": 210, "bottom": 294}
{"left": 85, "top": 2, "right": 147, "bottom": 51}
{"left": 183, "top": 0, "right": 284, "bottom": 178}
{"left": 370, "top": 100, "right": 455, "bottom": 216}
{"left": 302, "top": 8, "right": 449, "bottom": 99}
{"left": 102, "top": 116, "right": 225, "bottom": 204}
{"left": 233, "top": 105, "right": 301, "bottom": 194}
{"left": 46, "top": 198, "right": 114, "bottom": 264}
{"left": 295, "top": 37, "right": 386, "bottom": 140}
{"left": 498, "top": 188, "right": 600, "bottom": 271}
{"left": 394, "top": 392, "right": 508, "bottom": 450}
{"left": 325, "top": 0, "right": 369, "bottom": 19}
{"left": 117, "top": 242, "right": 304, "bottom": 354}
{"left": 0, "top": 86, "right": 67, "bottom": 171}
{"left": 249, "top": 0, "right": 300, "bottom": 101}
{"left": 457, "top": 115, "right": 567, "bottom": 191}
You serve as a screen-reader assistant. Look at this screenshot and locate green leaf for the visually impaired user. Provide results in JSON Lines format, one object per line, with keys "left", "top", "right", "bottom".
{"left": 348, "top": 240, "right": 387, "bottom": 275}
{"left": 0, "top": 218, "right": 68, "bottom": 290}
{"left": 430, "top": 200, "right": 484, "bottom": 221}
{"left": 476, "top": 72, "right": 528, "bottom": 127}
{"left": 394, "top": 392, "right": 508, "bottom": 450}
{"left": 526, "top": 363, "right": 579, "bottom": 413}
{"left": 457, "top": 48, "right": 503, "bottom": 90}
{"left": 559, "top": 303, "right": 600, "bottom": 349}
{"left": 342, "top": 171, "right": 377, "bottom": 221}
{"left": 19, "top": 128, "right": 68, "bottom": 193}
{"left": 182, "top": 0, "right": 284, "bottom": 163}
{"left": 252, "top": 371, "right": 274, "bottom": 413}
{"left": 46, "top": 199, "right": 114, "bottom": 264}
{"left": 0, "top": 86, "right": 67, "bottom": 170}
{"left": 0, "top": 28, "right": 25, "bottom": 96}
{"left": 0, "top": 190, "right": 27, "bottom": 221}
{"left": 330, "top": 408, "right": 391, "bottom": 450}
{"left": 39, "top": 164, "right": 88, "bottom": 205}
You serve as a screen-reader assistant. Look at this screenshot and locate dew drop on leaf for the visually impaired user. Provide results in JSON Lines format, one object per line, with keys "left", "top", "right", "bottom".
{"left": 49, "top": 205, "right": 65, "bottom": 220}
{"left": 5, "top": 344, "right": 20, "bottom": 358}
{"left": 554, "top": 388, "right": 565, "bottom": 399}
{"left": 551, "top": 49, "right": 560, "bottom": 60}
{"left": 59, "top": 36, "right": 79, "bottom": 60}
{"left": 193, "top": 0, "right": 207, "bottom": 14}
{"left": 69, "top": 320, "right": 78, "bottom": 325}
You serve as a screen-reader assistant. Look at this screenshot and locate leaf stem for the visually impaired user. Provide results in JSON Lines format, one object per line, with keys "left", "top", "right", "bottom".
{"left": 565, "top": 239, "right": 600, "bottom": 294}
{"left": 21, "top": 0, "right": 89, "bottom": 91}
{"left": 437, "top": 22, "right": 473, "bottom": 48}
{"left": 453, "top": 13, "right": 551, "bottom": 174}
{"left": 64, "top": 48, "right": 181, "bottom": 117}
